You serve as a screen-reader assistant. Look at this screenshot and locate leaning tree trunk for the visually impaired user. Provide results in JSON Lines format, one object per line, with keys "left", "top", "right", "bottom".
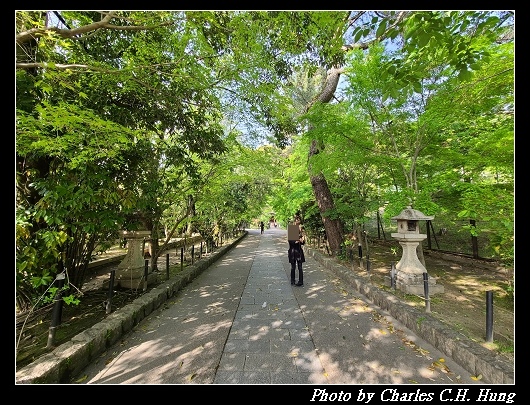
{"left": 308, "top": 154, "right": 344, "bottom": 255}
{"left": 307, "top": 67, "right": 344, "bottom": 255}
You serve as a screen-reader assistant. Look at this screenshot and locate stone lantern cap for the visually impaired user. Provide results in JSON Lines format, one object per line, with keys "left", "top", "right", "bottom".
{"left": 391, "top": 206, "right": 434, "bottom": 235}
{"left": 391, "top": 206, "right": 434, "bottom": 222}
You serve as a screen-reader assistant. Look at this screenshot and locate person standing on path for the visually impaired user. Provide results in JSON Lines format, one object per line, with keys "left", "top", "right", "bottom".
{"left": 260, "top": 221, "right": 265, "bottom": 234}
{"left": 288, "top": 216, "right": 305, "bottom": 286}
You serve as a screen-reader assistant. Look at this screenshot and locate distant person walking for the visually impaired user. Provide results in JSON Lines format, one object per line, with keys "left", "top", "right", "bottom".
{"left": 288, "top": 216, "right": 305, "bottom": 286}
{"left": 260, "top": 221, "right": 265, "bottom": 234}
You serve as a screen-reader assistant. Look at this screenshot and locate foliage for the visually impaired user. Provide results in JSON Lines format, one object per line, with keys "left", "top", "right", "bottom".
{"left": 16, "top": 11, "right": 231, "bottom": 309}
{"left": 349, "top": 11, "right": 513, "bottom": 99}
{"left": 16, "top": 100, "right": 142, "bottom": 310}
{"left": 295, "top": 14, "right": 512, "bottom": 264}
{"left": 16, "top": 10, "right": 514, "bottom": 314}
{"left": 191, "top": 137, "right": 281, "bottom": 239}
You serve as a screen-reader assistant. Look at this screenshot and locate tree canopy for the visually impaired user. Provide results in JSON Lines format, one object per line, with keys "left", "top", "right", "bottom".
{"left": 16, "top": 10, "right": 514, "bottom": 312}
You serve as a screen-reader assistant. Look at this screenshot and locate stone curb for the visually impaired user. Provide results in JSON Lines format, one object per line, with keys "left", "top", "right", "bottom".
{"left": 15, "top": 234, "right": 246, "bottom": 384}
{"left": 304, "top": 246, "right": 515, "bottom": 385}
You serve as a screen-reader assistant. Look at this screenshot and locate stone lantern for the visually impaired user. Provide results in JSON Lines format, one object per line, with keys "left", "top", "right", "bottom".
{"left": 115, "top": 230, "right": 159, "bottom": 289}
{"left": 391, "top": 207, "right": 444, "bottom": 295}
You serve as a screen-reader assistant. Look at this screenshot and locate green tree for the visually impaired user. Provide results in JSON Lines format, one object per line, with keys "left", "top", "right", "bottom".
{"left": 286, "top": 10, "right": 513, "bottom": 256}
{"left": 16, "top": 102, "right": 141, "bottom": 308}
{"left": 16, "top": 11, "right": 228, "bottom": 308}
{"left": 297, "top": 13, "right": 513, "bottom": 264}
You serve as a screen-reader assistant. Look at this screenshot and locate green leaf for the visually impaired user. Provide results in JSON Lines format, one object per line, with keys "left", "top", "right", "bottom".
{"left": 457, "top": 69, "right": 472, "bottom": 81}
{"left": 412, "top": 81, "right": 422, "bottom": 93}
{"left": 418, "top": 33, "right": 430, "bottom": 47}
{"left": 376, "top": 20, "right": 388, "bottom": 38}
{"left": 353, "top": 28, "right": 363, "bottom": 43}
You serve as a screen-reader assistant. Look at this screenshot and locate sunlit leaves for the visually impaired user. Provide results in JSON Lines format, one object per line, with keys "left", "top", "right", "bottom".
{"left": 63, "top": 295, "right": 81, "bottom": 305}
{"left": 376, "top": 11, "right": 512, "bottom": 98}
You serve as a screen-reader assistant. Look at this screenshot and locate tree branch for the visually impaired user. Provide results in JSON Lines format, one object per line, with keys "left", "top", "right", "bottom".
{"left": 16, "top": 11, "right": 117, "bottom": 45}
{"left": 16, "top": 11, "right": 177, "bottom": 45}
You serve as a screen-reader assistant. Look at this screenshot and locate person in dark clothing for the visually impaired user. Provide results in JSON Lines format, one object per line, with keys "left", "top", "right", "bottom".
{"left": 288, "top": 217, "right": 305, "bottom": 286}
{"left": 260, "top": 221, "right": 265, "bottom": 234}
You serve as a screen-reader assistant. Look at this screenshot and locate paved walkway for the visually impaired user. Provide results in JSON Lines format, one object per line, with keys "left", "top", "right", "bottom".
{"left": 75, "top": 227, "right": 484, "bottom": 384}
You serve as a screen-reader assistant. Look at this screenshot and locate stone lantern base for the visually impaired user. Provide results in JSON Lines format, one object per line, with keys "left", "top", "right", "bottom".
{"left": 391, "top": 233, "right": 444, "bottom": 296}
{"left": 395, "top": 272, "right": 445, "bottom": 296}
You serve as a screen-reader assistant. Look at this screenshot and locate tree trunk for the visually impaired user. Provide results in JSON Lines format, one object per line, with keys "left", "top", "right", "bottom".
{"left": 308, "top": 140, "right": 344, "bottom": 255}
{"left": 306, "top": 67, "right": 344, "bottom": 255}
